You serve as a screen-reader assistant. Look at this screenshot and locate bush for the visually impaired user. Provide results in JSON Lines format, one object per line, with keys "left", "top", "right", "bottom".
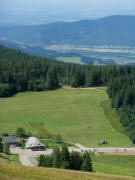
{"left": 0, "top": 138, "right": 3, "bottom": 153}
{"left": 3, "top": 143, "right": 9, "bottom": 154}
{"left": 16, "top": 128, "right": 27, "bottom": 138}
{"left": 55, "top": 134, "right": 63, "bottom": 144}
{"left": 19, "top": 139, "right": 26, "bottom": 149}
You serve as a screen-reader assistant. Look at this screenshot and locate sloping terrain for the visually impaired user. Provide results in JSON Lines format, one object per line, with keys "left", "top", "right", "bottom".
{"left": 0, "top": 88, "right": 132, "bottom": 147}
{"left": 0, "top": 15, "right": 135, "bottom": 46}
{"left": 0, "top": 160, "right": 135, "bottom": 180}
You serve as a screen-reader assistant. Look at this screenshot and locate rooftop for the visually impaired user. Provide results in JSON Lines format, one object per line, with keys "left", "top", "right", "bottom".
{"left": 25, "top": 137, "right": 44, "bottom": 148}
{"left": 2, "top": 136, "right": 18, "bottom": 144}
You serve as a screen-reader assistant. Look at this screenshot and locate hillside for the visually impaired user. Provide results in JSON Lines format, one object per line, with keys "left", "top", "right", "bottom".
{"left": 0, "top": 15, "right": 135, "bottom": 46}
{"left": 0, "top": 160, "right": 135, "bottom": 180}
{"left": 0, "top": 45, "right": 135, "bottom": 145}
{"left": 0, "top": 40, "right": 60, "bottom": 59}
{"left": 0, "top": 88, "right": 132, "bottom": 147}
{"left": 0, "top": 40, "right": 99, "bottom": 64}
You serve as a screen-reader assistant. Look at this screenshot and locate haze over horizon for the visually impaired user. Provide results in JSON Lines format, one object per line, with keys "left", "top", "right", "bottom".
{"left": 0, "top": 0, "right": 135, "bottom": 25}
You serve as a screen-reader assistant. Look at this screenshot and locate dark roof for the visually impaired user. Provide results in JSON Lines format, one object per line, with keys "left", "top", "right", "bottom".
{"left": 2, "top": 136, "right": 18, "bottom": 144}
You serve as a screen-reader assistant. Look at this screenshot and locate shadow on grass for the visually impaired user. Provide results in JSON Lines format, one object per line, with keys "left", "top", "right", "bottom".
{"left": 100, "top": 99, "right": 125, "bottom": 135}
{"left": 0, "top": 153, "right": 10, "bottom": 160}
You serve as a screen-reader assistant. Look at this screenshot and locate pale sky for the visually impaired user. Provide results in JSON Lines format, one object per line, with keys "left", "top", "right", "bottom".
{"left": 0, "top": 0, "right": 135, "bottom": 10}
{"left": 0, "top": 0, "right": 135, "bottom": 25}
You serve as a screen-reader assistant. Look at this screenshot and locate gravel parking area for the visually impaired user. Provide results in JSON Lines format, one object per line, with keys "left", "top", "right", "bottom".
{"left": 10, "top": 147, "right": 53, "bottom": 166}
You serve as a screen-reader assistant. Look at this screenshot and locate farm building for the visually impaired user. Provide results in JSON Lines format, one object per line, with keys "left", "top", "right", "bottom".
{"left": 2, "top": 136, "right": 19, "bottom": 146}
{"left": 25, "top": 137, "right": 45, "bottom": 151}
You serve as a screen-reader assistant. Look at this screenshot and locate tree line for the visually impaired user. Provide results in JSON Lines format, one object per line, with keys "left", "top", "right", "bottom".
{"left": 107, "top": 67, "right": 135, "bottom": 143}
{"left": 1, "top": 45, "right": 135, "bottom": 97}
{"left": 38, "top": 145, "right": 93, "bottom": 172}
{"left": 1, "top": 45, "right": 135, "bottom": 143}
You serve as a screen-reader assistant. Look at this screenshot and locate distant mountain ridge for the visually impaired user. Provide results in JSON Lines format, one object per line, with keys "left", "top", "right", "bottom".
{"left": 0, "top": 15, "right": 135, "bottom": 46}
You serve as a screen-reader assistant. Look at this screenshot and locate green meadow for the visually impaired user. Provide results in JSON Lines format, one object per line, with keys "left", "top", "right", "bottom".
{"left": 0, "top": 88, "right": 132, "bottom": 147}
{"left": 92, "top": 154, "right": 135, "bottom": 177}
{"left": 56, "top": 56, "right": 83, "bottom": 64}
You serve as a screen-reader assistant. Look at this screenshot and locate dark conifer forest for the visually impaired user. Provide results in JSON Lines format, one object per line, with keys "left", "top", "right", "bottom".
{"left": 38, "top": 145, "right": 93, "bottom": 172}
{"left": 107, "top": 69, "right": 135, "bottom": 143}
{"left": 0, "top": 45, "right": 135, "bottom": 143}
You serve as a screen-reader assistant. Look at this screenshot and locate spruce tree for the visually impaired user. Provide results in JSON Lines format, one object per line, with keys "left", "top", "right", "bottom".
{"left": 71, "top": 69, "right": 85, "bottom": 88}
{"left": 38, "top": 155, "right": 44, "bottom": 166}
{"left": 45, "top": 67, "right": 59, "bottom": 90}
{"left": 70, "top": 151, "right": 82, "bottom": 170}
{"left": 81, "top": 152, "right": 92, "bottom": 172}
{"left": 124, "top": 88, "right": 135, "bottom": 106}
{"left": 60, "top": 145, "right": 70, "bottom": 169}
{"left": 42, "top": 155, "right": 53, "bottom": 167}
{"left": 52, "top": 148, "right": 61, "bottom": 168}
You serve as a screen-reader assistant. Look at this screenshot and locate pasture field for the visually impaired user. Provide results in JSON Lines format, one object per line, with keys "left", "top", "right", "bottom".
{"left": 0, "top": 88, "right": 132, "bottom": 147}
{"left": 56, "top": 56, "right": 83, "bottom": 64}
{"left": 92, "top": 153, "right": 135, "bottom": 177}
{"left": 50, "top": 45, "right": 135, "bottom": 65}
{"left": 0, "top": 160, "right": 135, "bottom": 180}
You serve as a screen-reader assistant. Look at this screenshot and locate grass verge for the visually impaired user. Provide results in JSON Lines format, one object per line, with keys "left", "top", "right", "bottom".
{"left": 0, "top": 160, "right": 135, "bottom": 180}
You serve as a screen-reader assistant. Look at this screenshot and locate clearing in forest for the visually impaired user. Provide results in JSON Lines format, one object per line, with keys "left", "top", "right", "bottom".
{"left": 0, "top": 88, "right": 132, "bottom": 147}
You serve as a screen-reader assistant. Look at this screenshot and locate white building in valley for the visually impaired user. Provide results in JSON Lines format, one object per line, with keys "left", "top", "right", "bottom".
{"left": 25, "top": 137, "right": 45, "bottom": 151}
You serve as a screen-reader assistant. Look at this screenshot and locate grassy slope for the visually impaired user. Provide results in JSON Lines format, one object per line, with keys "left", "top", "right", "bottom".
{"left": 56, "top": 56, "right": 83, "bottom": 64}
{"left": 0, "top": 88, "right": 132, "bottom": 147}
{"left": 0, "top": 161, "right": 135, "bottom": 180}
{"left": 101, "top": 100, "right": 125, "bottom": 134}
{"left": 92, "top": 153, "right": 135, "bottom": 177}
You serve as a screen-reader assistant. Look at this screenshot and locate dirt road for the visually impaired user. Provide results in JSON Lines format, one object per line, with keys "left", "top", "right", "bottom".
{"left": 10, "top": 146, "right": 135, "bottom": 166}
{"left": 62, "top": 86, "right": 104, "bottom": 90}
